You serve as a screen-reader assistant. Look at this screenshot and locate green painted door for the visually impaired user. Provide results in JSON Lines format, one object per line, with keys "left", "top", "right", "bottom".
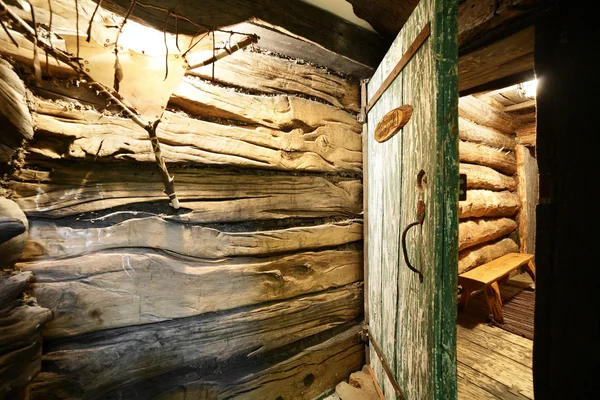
{"left": 365, "top": 0, "right": 458, "bottom": 398}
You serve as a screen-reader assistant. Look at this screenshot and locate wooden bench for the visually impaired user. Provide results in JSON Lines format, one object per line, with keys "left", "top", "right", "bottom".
{"left": 458, "top": 253, "right": 536, "bottom": 323}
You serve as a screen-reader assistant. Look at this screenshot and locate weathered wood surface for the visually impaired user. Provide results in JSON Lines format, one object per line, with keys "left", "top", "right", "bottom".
{"left": 141, "top": 325, "right": 364, "bottom": 400}
{"left": 171, "top": 78, "right": 360, "bottom": 131}
{"left": 516, "top": 121, "right": 536, "bottom": 137}
{"left": 0, "top": 59, "right": 34, "bottom": 163}
{"left": 458, "top": 26, "right": 535, "bottom": 94}
{"left": 0, "top": 198, "right": 29, "bottom": 267}
{"left": 29, "top": 283, "right": 362, "bottom": 399}
{"left": 459, "top": 190, "right": 520, "bottom": 219}
{"left": 20, "top": 249, "right": 362, "bottom": 338}
{"left": 22, "top": 217, "right": 362, "bottom": 261}
{"left": 459, "top": 117, "right": 516, "bottom": 150}
{"left": 460, "top": 163, "right": 516, "bottom": 191}
{"left": 460, "top": 141, "right": 517, "bottom": 175}
{"left": 366, "top": 0, "right": 458, "bottom": 398}
{"left": 516, "top": 145, "right": 538, "bottom": 254}
{"left": 459, "top": 218, "right": 518, "bottom": 251}
{"left": 9, "top": 166, "right": 361, "bottom": 222}
{"left": 187, "top": 50, "right": 360, "bottom": 113}
{"left": 458, "top": 237, "right": 519, "bottom": 274}
{"left": 459, "top": 96, "right": 518, "bottom": 135}
{"left": 516, "top": 133, "right": 536, "bottom": 147}
{"left": 30, "top": 99, "right": 362, "bottom": 173}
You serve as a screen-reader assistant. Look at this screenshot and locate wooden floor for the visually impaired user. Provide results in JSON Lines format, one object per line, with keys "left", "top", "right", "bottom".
{"left": 457, "top": 273, "right": 535, "bottom": 399}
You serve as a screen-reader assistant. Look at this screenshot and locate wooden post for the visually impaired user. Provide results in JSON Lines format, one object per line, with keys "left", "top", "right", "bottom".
{"left": 484, "top": 281, "right": 504, "bottom": 323}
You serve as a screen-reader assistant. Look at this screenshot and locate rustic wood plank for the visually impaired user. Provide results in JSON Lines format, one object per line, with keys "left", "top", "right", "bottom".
{"left": 30, "top": 99, "right": 363, "bottom": 173}
{"left": 9, "top": 166, "right": 362, "bottom": 222}
{"left": 458, "top": 238, "right": 519, "bottom": 274}
{"left": 21, "top": 217, "right": 362, "bottom": 261}
{"left": 457, "top": 373, "right": 500, "bottom": 400}
{"left": 148, "top": 325, "right": 364, "bottom": 400}
{"left": 20, "top": 249, "right": 362, "bottom": 338}
{"left": 30, "top": 283, "right": 363, "bottom": 399}
{"left": 459, "top": 96, "right": 518, "bottom": 135}
{"left": 460, "top": 141, "right": 517, "bottom": 175}
{"left": 459, "top": 117, "right": 516, "bottom": 150}
{"left": 459, "top": 253, "right": 534, "bottom": 289}
{"left": 459, "top": 218, "right": 518, "bottom": 251}
{"left": 459, "top": 27, "right": 535, "bottom": 95}
{"left": 170, "top": 78, "right": 361, "bottom": 131}
{"left": 187, "top": 50, "right": 360, "bottom": 113}
{"left": 457, "top": 362, "right": 527, "bottom": 400}
{"left": 504, "top": 100, "right": 536, "bottom": 112}
{"left": 460, "top": 163, "right": 516, "bottom": 191}
{"left": 515, "top": 145, "right": 538, "bottom": 254}
{"left": 459, "top": 190, "right": 520, "bottom": 219}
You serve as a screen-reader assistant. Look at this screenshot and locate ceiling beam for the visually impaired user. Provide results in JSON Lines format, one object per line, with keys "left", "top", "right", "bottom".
{"left": 100, "top": 0, "right": 387, "bottom": 73}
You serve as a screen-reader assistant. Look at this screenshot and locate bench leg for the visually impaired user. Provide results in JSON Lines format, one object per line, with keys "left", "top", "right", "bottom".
{"left": 524, "top": 259, "right": 536, "bottom": 282}
{"left": 459, "top": 289, "right": 471, "bottom": 310}
{"left": 484, "top": 282, "right": 504, "bottom": 324}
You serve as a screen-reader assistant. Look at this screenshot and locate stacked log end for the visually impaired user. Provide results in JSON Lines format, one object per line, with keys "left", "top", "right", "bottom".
{"left": 458, "top": 95, "right": 521, "bottom": 273}
{"left": 0, "top": 3, "right": 364, "bottom": 397}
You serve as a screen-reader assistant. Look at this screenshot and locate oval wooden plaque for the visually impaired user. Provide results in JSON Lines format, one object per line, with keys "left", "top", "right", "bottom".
{"left": 374, "top": 105, "right": 413, "bottom": 143}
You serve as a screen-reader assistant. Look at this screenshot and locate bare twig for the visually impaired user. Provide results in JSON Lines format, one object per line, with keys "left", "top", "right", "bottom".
{"left": 186, "top": 34, "right": 258, "bottom": 70}
{"left": 86, "top": 0, "right": 102, "bottom": 42}
{"left": 0, "top": 0, "right": 180, "bottom": 209}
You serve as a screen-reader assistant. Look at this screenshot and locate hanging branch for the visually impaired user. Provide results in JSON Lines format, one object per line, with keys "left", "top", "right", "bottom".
{"left": 0, "top": 0, "right": 180, "bottom": 209}
{"left": 186, "top": 34, "right": 258, "bottom": 70}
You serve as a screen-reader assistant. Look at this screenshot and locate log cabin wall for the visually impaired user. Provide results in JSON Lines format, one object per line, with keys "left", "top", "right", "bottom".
{"left": 0, "top": 22, "right": 365, "bottom": 399}
{"left": 457, "top": 95, "right": 522, "bottom": 274}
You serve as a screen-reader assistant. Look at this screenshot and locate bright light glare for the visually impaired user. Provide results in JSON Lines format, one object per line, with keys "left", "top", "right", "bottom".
{"left": 521, "top": 79, "right": 538, "bottom": 98}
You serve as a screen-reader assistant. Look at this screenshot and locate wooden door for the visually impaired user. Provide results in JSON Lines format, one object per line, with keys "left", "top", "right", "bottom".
{"left": 365, "top": 0, "right": 458, "bottom": 398}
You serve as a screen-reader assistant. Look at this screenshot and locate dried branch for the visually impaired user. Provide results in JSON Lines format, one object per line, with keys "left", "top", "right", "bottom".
{"left": 186, "top": 34, "right": 258, "bottom": 70}
{"left": 0, "top": 0, "right": 180, "bottom": 209}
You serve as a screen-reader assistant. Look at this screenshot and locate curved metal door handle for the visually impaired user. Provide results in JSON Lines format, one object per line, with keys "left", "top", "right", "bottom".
{"left": 401, "top": 200, "right": 425, "bottom": 283}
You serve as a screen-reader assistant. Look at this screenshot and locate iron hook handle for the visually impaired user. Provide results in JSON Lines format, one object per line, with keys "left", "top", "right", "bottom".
{"left": 401, "top": 200, "right": 425, "bottom": 283}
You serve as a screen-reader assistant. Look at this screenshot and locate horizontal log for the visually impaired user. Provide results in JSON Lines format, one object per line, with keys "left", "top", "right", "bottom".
{"left": 187, "top": 50, "right": 360, "bottom": 113}
{"left": 459, "top": 96, "right": 518, "bottom": 135}
{"left": 459, "top": 117, "right": 515, "bottom": 150}
{"left": 459, "top": 217, "right": 518, "bottom": 251}
{"left": 30, "top": 283, "right": 363, "bottom": 399}
{"left": 516, "top": 133, "right": 536, "bottom": 147}
{"left": 30, "top": 99, "right": 362, "bottom": 173}
{"left": 171, "top": 78, "right": 360, "bottom": 131}
{"left": 0, "top": 272, "right": 32, "bottom": 308}
{"left": 459, "top": 190, "right": 520, "bottom": 219}
{"left": 460, "top": 163, "right": 516, "bottom": 191}
{"left": 516, "top": 121, "right": 536, "bottom": 137}
{"left": 460, "top": 141, "right": 516, "bottom": 175}
{"left": 149, "top": 325, "right": 364, "bottom": 400}
{"left": 458, "top": 237, "right": 519, "bottom": 274}
{"left": 0, "top": 305, "right": 52, "bottom": 355}
{"left": 0, "top": 340, "right": 42, "bottom": 398}
{"left": 21, "top": 250, "right": 362, "bottom": 338}
{"left": 9, "top": 166, "right": 361, "bottom": 222}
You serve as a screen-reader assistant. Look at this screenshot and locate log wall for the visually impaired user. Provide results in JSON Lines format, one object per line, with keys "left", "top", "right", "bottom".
{"left": 458, "top": 95, "right": 521, "bottom": 274}
{"left": 0, "top": 27, "right": 364, "bottom": 398}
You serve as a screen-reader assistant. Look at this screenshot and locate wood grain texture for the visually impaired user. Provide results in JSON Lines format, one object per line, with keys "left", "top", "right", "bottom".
{"left": 187, "top": 50, "right": 360, "bottom": 112}
{"left": 459, "top": 96, "right": 518, "bottom": 135}
{"left": 459, "top": 190, "right": 520, "bottom": 219}
{"left": 29, "top": 283, "right": 363, "bottom": 399}
{"left": 30, "top": 99, "right": 362, "bottom": 174}
{"left": 515, "top": 145, "right": 538, "bottom": 254}
{"left": 459, "top": 218, "right": 518, "bottom": 251}
{"left": 21, "top": 217, "right": 362, "bottom": 261}
{"left": 459, "top": 117, "right": 516, "bottom": 150}
{"left": 9, "top": 166, "right": 361, "bottom": 222}
{"left": 171, "top": 78, "right": 361, "bottom": 131}
{"left": 0, "top": 198, "right": 29, "bottom": 267}
{"left": 20, "top": 250, "right": 363, "bottom": 338}
{"left": 460, "top": 163, "right": 517, "bottom": 191}
{"left": 460, "top": 141, "right": 516, "bottom": 175}
{"left": 458, "top": 237, "right": 519, "bottom": 274}
{"left": 366, "top": 0, "right": 458, "bottom": 398}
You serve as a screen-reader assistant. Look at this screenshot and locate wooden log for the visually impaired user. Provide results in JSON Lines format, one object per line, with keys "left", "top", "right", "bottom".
{"left": 30, "top": 283, "right": 363, "bottom": 399}
{"left": 515, "top": 144, "right": 538, "bottom": 254}
{"left": 21, "top": 217, "right": 362, "bottom": 261}
{"left": 459, "top": 95, "right": 518, "bottom": 135}
{"left": 460, "top": 163, "right": 516, "bottom": 191}
{"left": 148, "top": 325, "right": 364, "bottom": 400}
{"left": 0, "top": 272, "right": 32, "bottom": 309}
{"left": 0, "top": 198, "right": 29, "bottom": 267}
{"left": 459, "top": 117, "right": 515, "bottom": 150}
{"left": 458, "top": 237, "right": 519, "bottom": 274}
{"left": 0, "top": 217, "right": 25, "bottom": 246}
{"left": 0, "top": 305, "right": 52, "bottom": 354}
{"left": 516, "top": 133, "right": 536, "bottom": 147}
{"left": 460, "top": 141, "right": 517, "bottom": 175}
{"left": 459, "top": 190, "right": 520, "bottom": 219}
{"left": 30, "top": 99, "right": 363, "bottom": 173}
{"left": 9, "top": 166, "right": 362, "bottom": 222}
{"left": 187, "top": 50, "right": 360, "bottom": 113}
{"left": 21, "top": 250, "right": 363, "bottom": 338}
{"left": 171, "top": 78, "right": 361, "bottom": 131}
{"left": 0, "top": 58, "right": 34, "bottom": 163}
{"left": 0, "top": 340, "right": 42, "bottom": 398}
{"left": 459, "top": 217, "right": 518, "bottom": 251}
